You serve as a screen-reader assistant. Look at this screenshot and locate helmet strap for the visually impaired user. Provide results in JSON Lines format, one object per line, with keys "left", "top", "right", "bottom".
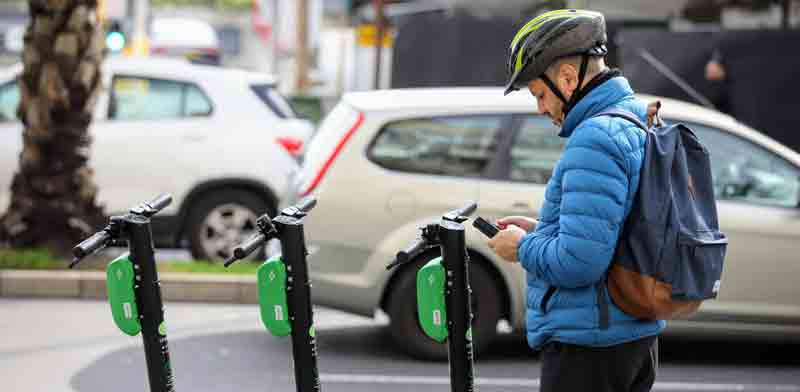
{"left": 563, "top": 54, "right": 590, "bottom": 116}
{"left": 540, "top": 73, "right": 567, "bottom": 105}
{"left": 540, "top": 54, "right": 590, "bottom": 117}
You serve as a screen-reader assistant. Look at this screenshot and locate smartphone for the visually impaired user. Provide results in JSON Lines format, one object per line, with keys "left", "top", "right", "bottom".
{"left": 472, "top": 216, "right": 500, "bottom": 238}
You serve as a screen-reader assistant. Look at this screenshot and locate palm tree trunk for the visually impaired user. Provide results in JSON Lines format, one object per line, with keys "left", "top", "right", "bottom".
{"left": 0, "top": 0, "right": 105, "bottom": 253}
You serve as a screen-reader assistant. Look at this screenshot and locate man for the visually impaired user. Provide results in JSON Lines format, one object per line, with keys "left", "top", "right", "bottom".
{"left": 488, "top": 9, "right": 665, "bottom": 392}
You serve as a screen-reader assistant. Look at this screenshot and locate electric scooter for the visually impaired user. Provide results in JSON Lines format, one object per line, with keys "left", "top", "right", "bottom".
{"left": 386, "top": 202, "right": 481, "bottom": 392}
{"left": 70, "top": 194, "right": 176, "bottom": 392}
{"left": 224, "top": 197, "right": 320, "bottom": 392}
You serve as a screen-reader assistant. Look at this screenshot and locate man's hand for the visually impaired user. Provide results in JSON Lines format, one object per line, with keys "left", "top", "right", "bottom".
{"left": 496, "top": 216, "right": 538, "bottom": 232}
{"left": 488, "top": 225, "right": 526, "bottom": 263}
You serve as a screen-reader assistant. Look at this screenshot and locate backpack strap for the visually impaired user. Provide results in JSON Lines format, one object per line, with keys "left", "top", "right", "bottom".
{"left": 596, "top": 283, "right": 610, "bottom": 330}
{"left": 593, "top": 108, "right": 648, "bottom": 131}
{"left": 589, "top": 106, "right": 651, "bottom": 331}
{"left": 593, "top": 100, "right": 663, "bottom": 130}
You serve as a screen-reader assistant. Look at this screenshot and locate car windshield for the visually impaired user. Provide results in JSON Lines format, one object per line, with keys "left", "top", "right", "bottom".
{"left": 250, "top": 84, "right": 297, "bottom": 119}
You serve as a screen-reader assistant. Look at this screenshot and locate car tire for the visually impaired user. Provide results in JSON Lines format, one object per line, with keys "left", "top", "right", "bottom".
{"left": 387, "top": 252, "right": 503, "bottom": 361}
{"left": 185, "top": 189, "right": 274, "bottom": 262}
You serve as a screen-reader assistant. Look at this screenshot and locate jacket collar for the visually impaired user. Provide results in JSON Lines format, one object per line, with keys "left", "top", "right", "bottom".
{"left": 559, "top": 76, "right": 635, "bottom": 138}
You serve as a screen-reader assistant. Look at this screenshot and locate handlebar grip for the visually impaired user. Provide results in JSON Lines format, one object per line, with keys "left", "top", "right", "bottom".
{"left": 450, "top": 202, "right": 477, "bottom": 219}
{"left": 388, "top": 238, "right": 428, "bottom": 270}
{"left": 472, "top": 216, "right": 500, "bottom": 238}
{"left": 225, "top": 233, "right": 267, "bottom": 266}
{"left": 295, "top": 196, "right": 317, "bottom": 213}
{"left": 146, "top": 194, "right": 172, "bottom": 214}
{"left": 72, "top": 230, "right": 111, "bottom": 261}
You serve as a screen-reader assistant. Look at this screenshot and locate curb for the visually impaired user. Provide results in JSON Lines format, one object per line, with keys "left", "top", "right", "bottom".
{"left": 0, "top": 269, "right": 258, "bottom": 304}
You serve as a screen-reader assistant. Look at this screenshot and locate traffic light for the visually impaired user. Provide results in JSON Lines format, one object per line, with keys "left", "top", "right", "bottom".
{"left": 105, "top": 20, "right": 126, "bottom": 53}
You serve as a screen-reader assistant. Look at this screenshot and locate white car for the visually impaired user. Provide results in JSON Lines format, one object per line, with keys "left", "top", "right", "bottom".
{"left": 0, "top": 57, "right": 314, "bottom": 261}
{"left": 150, "top": 18, "right": 222, "bottom": 65}
{"left": 292, "top": 87, "right": 800, "bottom": 359}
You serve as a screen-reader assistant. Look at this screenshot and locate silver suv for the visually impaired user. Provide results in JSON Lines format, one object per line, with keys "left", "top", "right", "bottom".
{"left": 292, "top": 88, "right": 800, "bottom": 359}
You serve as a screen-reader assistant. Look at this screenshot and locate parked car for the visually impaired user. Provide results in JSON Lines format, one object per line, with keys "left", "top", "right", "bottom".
{"left": 150, "top": 17, "right": 222, "bottom": 66}
{"left": 290, "top": 87, "right": 800, "bottom": 359}
{"left": 0, "top": 57, "right": 314, "bottom": 261}
{"left": 0, "top": 6, "right": 26, "bottom": 66}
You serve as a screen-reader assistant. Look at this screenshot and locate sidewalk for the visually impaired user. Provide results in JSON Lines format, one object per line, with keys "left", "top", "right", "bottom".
{"left": 0, "top": 269, "right": 259, "bottom": 303}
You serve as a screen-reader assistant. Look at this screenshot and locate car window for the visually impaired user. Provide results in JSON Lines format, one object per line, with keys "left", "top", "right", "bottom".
{"left": 110, "top": 76, "right": 212, "bottom": 120}
{"left": 369, "top": 115, "right": 505, "bottom": 178}
{"left": 508, "top": 115, "right": 564, "bottom": 184}
{"left": 185, "top": 84, "right": 212, "bottom": 117}
{"left": 0, "top": 80, "right": 19, "bottom": 122}
{"left": 688, "top": 122, "right": 800, "bottom": 208}
{"left": 250, "top": 84, "right": 296, "bottom": 119}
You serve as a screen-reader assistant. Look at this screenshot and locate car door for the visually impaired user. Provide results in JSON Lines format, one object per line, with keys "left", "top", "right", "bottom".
{"left": 0, "top": 79, "right": 22, "bottom": 211}
{"left": 476, "top": 113, "right": 565, "bottom": 328}
{"left": 367, "top": 113, "right": 512, "bottom": 222}
{"left": 90, "top": 74, "right": 214, "bottom": 215}
{"left": 478, "top": 113, "right": 563, "bottom": 229}
{"left": 683, "top": 121, "right": 800, "bottom": 323}
{"left": 317, "top": 113, "right": 509, "bottom": 276}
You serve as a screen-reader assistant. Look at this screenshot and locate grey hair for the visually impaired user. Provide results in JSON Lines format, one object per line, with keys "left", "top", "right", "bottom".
{"left": 544, "top": 55, "right": 607, "bottom": 84}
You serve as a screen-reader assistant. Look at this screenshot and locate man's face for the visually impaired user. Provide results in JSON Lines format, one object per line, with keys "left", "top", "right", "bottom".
{"left": 527, "top": 78, "right": 566, "bottom": 126}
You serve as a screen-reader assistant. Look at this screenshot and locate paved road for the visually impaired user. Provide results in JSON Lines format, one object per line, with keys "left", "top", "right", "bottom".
{"left": 1, "top": 299, "right": 798, "bottom": 392}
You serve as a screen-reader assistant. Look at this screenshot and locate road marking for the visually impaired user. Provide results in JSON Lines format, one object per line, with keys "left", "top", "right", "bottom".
{"left": 319, "top": 373, "right": 800, "bottom": 391}
{"left": 320, "top": 374, "right": 538, "bottom": 387}
{"left": 653, "top": 382, "right": 800, "bottom": 392}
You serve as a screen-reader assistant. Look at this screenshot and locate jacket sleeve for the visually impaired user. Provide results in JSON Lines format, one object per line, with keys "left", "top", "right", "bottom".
{"left": 518, "top": 124, "right": 631, "bottom": 288}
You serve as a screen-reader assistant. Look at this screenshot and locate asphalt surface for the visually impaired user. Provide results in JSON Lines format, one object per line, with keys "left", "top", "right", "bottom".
{"left": 1, "top": 298, "right": 798, "bottom": 392}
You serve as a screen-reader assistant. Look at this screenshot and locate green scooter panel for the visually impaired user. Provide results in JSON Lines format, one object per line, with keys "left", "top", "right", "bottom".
{"left": 106, "top": 254, "right": 141, "bottom": 336}
{"left": 257, "top": 256, "right": 292, "bottom": 337}
{"left": 417, "top": 257, "right": 448, "bottom": 343}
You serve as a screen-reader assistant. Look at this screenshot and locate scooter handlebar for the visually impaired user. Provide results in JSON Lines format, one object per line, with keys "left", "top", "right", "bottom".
{"left": 388, "top": 237, "right": 428, "bottom": 270}
{"left": 444, "top": 202, "right": 477, "bottom": 222}
{"left": 146, "top": 194, "right": 172, "bottom": 215}
{"left": 225, "top": 233, "right": 267, "bottom": 267}
{"left": 454, "top": 202, "right": 477, "bottom": 218}
{"left": 70, "top": 230, "right": 111, "bottom": 267}
{"left": 295, "top": 196, "right": 317, "bottom": 214}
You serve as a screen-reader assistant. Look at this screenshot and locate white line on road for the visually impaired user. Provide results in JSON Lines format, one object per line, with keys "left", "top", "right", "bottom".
{"left": 320, "top": 373, "right": 800, "bottom": 391}
{"left": 321, "top": 374, "right": 539, "bottom": 387}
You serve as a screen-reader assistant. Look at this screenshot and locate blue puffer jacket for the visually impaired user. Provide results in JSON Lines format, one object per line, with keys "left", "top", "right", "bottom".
{"left": 517, "top": 76, "right": 666, "bottom": 349}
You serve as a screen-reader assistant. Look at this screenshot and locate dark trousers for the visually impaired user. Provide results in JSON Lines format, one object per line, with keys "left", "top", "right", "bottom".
{"left": 540, "top": 335, "right": 658, "bottom": 392}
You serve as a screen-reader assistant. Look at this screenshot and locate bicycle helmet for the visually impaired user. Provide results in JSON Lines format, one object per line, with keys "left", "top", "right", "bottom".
{"left": 504, "top": 9, "right": 608, "bottom": 113}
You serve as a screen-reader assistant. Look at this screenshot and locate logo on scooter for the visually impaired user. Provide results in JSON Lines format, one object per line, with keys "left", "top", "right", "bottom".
{"left": 428, "top": 275, "right": 435, "bottom": 286}
{"left": 433, "top": 310, "right": 442, "bottom": 326}
{"left": 123, "top": 302, "right": 133, "bottom": 319}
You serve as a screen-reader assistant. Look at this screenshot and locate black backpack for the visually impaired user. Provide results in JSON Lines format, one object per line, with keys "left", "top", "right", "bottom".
{"left": 594, "top": 103, "right": 728, "bottom": 320}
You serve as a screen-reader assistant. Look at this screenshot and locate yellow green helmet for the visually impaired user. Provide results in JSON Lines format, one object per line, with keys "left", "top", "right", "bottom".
{"left": 504, "top": 9, "right": 608, "bottom": 95}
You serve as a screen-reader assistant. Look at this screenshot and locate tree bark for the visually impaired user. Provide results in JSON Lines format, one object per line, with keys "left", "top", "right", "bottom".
{"left": 0, "top": 0, "right": 105, "bottom": 254}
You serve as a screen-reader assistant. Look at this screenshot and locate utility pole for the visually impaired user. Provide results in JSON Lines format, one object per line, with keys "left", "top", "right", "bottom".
{"left": 782, "top": 0, "right": 791, "bottom": 29}
{"left": 373, "top": 0, "right": 385, "bottom": 90}
{"left": 130, "top": 0, "right": 150, "bottom": 56}
{"left": 296, "top": 0, "right": 310, "bottom": 92}
{"left": 272, "top": 0, "right": 280, "bottom": 75}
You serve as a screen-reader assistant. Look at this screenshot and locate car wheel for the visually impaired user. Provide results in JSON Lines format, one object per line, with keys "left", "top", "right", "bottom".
{"left": 186, "top": 190, "right": 273, "bottom": 262}
{"left": 387, "top": 252, "right": 503, "bottom": 361}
